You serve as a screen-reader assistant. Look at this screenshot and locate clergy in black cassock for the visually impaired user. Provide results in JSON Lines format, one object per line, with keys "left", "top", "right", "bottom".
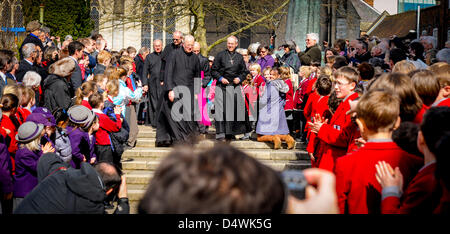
{"left": 142, "top": 39, "right": 163, "bottom": 128}
{"left": 211, "top": 36, "right": 251, "bottom": 140}
{"left": 155, "top": 35, "right": 201, "bottom": 146}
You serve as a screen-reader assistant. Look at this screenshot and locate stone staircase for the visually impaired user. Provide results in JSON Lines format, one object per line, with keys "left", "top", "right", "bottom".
{"left": 122, "top": 125, "right": 311, "bottom": 214}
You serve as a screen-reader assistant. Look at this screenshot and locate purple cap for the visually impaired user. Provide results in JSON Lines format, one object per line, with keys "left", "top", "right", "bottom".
{"left": 26, "top": 113, "right": 55, "bottom": 127}
{"left": 32, "top": 107, "right": 56, "bottom": 126}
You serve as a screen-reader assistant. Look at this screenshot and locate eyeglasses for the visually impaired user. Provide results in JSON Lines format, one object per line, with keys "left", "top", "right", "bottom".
{"left": 173, "top": 38, "right": 182, "bottom": 41}
{"left": 335, "top": 81, "right": 350, "bottom": 87}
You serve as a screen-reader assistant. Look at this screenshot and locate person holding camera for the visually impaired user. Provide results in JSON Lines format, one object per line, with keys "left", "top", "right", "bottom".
{"left": 14, "top": 153, "right": 129, "bottom": 214}
{"left": 138, "top": 144, "right": 338, "bottom": 214}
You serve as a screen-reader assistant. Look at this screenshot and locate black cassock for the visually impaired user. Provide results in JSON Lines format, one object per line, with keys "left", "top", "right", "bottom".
{"left": 211, "top": 50, "right": 251, "bottom": 137}
{"left": 155, "top": 48, "right": 201, "bottom": 144}
{"left": 142, "top": 51, "right": 162, "bottom": 127}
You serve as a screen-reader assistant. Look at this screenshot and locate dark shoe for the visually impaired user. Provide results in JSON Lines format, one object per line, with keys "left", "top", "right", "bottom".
{"left": 239, "top": 136, "right": 250, "bottom": 141}
{"left": 156, "top": 140, "right": 172, "bottom": 147}
{"left": 124, "top": 145, "right": 133, "bottom": 150}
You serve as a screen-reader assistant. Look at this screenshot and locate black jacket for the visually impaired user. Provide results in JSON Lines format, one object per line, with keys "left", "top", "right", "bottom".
{"left": 69, "top": 57, "right": 83, "bottom": 93}
{"left": 134, "top": 55, "right": 145, "bottom": 80}
{"left": 43, "top": 74, "right": 73, "bottom": 112}
{"left": 15, "top": 59, "right": 47, "bottom": 83}
{"left": 14, "top": 153, "right": 129, "bottom": 214}
{"left": 93, "top": 63, "right": 106, "bottom": 75}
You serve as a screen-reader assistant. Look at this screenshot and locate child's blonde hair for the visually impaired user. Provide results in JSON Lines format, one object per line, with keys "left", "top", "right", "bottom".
{"left": 278, "top": 66, "right": 291, "bottom": 81}
{"left": 22, "top": 135, "right": 42, "bottom": 152}
{"left": 299, "top": 66, "right": 311, "bottom": 78}
{"left": 249, "top": 63, "right": 261, "bottom": 75}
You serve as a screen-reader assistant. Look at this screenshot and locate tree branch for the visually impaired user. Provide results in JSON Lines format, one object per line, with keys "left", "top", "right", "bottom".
{"left": 206, "top": 0, "right": 289, "bottom": 53}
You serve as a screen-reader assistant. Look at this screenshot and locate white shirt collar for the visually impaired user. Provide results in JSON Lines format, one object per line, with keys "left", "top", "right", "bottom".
{"left": 0, "top": 72, "right": 6, "bottom": 83}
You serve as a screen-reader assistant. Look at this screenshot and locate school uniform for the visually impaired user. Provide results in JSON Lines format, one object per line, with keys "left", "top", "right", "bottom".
{"left": 0, "top": 114, "right": 19, "bottom": 155}
{"left": 81, "top": 97, "right": 92, "bottom": 110}
{"left": 434, "top": 185, "right": 450, "bottom": 214}
{"left": 16, "top": 108, "right": 31, "bottom": 125}
{"left": 93, "top": 109, "right": 122, "bottom": 164}
{"left": 66, "top": 126, "right": 96, "bottom": 169}
{"left": 303, "top": 92, "right": 319, "bottom": 141}
{"left": 305, "top": 75, "right": 317, "bottom": 97}
{"left": 381, "top": 162, "right": 441, "bottom": 214}
{"left": 335, "top": 140, "right": 423, "bottom": 214}
{"left": 13, "top": 147, "right": 42, "bottom": 198}
{"left": 306, "top": 95, "right": 329, "bottom": 166}
{"left": 432, "top": 97, "right": 450, "bottom": 107}
{"left": 412, "top": 104, "right": 428, "bottom": 124}
{"left": 316, "top": 92, "right": 359, "bottom": 172}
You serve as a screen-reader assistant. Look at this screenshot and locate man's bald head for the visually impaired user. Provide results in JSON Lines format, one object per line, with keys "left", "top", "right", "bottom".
{"left": 94, "top": 162, "right": 122, "bottom": 191}
{"left": 183, "top": 35, "right": 195, "bottom": 53}
{"left": 227, "top": 36, "right": 238, "bottom": 52}
{"left": 193, "top": 42, "right": 201, "bottom": 55}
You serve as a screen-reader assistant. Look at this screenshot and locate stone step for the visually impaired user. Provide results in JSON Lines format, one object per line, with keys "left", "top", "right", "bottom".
{"left": 123, "top": 147, "right": 309, "bottom": 161}
{"left": 135, "top": 138, "right": 306, "bottom": 150}
{"left": 122, "top": 158, "right": 311, "bottom": 172}
{"left": 136, "top": 130, "right": 156, "bottom": 138}
{"left": 124, "top": 170, "right": 154, "bottom": 184}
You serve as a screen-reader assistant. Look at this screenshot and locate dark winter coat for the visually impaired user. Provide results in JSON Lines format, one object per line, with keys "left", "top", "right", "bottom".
{"left": 43, "top": 74, "right": 73, "bottom": 112}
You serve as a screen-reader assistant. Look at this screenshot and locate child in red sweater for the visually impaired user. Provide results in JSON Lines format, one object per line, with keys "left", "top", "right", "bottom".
{"left": 75, "top": 81, "right": 97, "bottom": 110}
{"left": 310, "top": 67, "right": 360, "bottom": 172}
{"left": 375, "top": 106, "right": 450, "bottom": 214}
{"left": 279, "top": 67, "right": 294, "bottom": 136}
{"left": 89, "top": 92, "right": 123, "bottom": 166}
{"left": 306, "top": 75, "right": 332, "bottom": 166}
{"left": 335, "top": 90, "right": 423, "bottom": 214}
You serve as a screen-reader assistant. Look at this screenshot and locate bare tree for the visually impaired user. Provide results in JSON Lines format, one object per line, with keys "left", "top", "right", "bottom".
{"left": 97, "top": 0, "right": 289, "bottom": 55}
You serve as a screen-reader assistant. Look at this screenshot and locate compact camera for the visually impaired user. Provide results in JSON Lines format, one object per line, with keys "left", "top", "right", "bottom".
{"left": 281, "top": 170, "right": 307, "bottom": 200}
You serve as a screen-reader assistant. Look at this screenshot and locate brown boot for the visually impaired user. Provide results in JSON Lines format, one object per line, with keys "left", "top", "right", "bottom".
{"left": 257, "top": 135, "right": 281, "bottom": 149}
{"left": 273, "top": 135, "right": 282, "bottom": 149}
{"left": 277, "top": 135, "right": 295, "bottom": 150}
{"left": 285, "top": 135, "right": 295, "bottom": 150}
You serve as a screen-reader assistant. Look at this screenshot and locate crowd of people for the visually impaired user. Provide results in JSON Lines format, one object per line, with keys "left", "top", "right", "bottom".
{"left": 0, "top": 17, "right": 449, "bottom": 214}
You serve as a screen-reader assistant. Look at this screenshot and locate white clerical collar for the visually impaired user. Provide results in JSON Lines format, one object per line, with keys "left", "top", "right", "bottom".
{"left": 0, "top": 72, "right": 6, "bottom": 83}
{"left": 25, "top": 59, "right": 34, "bottom": 65}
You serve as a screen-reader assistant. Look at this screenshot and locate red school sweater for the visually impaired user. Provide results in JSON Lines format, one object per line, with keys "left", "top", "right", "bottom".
{"left": 381, "top": 162, "right": 441, "bottom": 214}
{"left": 284, "top": 79, "right": 294, "bottom": 111}
{"left": 93, "top": 110, "right": 122, "bottom": 145}
{"left": 412, "top": 104, "right": 428, "bottom": 124}
{"left": 306, "top": 95, "right": 330, "bottom": 154}
{"left": 335, "top": 141, "right": 423, "bottom": 214}
{"left": 316, "top": 92, "right": 359, "bottom": 172}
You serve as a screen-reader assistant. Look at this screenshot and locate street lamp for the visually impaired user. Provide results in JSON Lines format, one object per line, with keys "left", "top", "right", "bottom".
{"left": 39, "top": 3, "right": 45, "bottom": 24}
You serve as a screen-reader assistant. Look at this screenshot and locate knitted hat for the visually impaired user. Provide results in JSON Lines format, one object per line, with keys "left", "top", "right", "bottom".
{"left": 26, "top": 113, "right": 55, "bottom": 127}
{"left": 67, "top": 105, "right": 95, "bottom": 127}
{"left": 26, "top": 20, "right": 41, "bottom": 33}
{"left": 32, "top": 107, "right": 56, "bottom": 126}
{"left": 16, "top": 121, "right": 44, "bottom": 143}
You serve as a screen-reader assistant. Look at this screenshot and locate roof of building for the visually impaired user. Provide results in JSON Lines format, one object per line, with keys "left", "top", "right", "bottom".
{"left": 368, "top": 10, "right": 417, "bottom": 38}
